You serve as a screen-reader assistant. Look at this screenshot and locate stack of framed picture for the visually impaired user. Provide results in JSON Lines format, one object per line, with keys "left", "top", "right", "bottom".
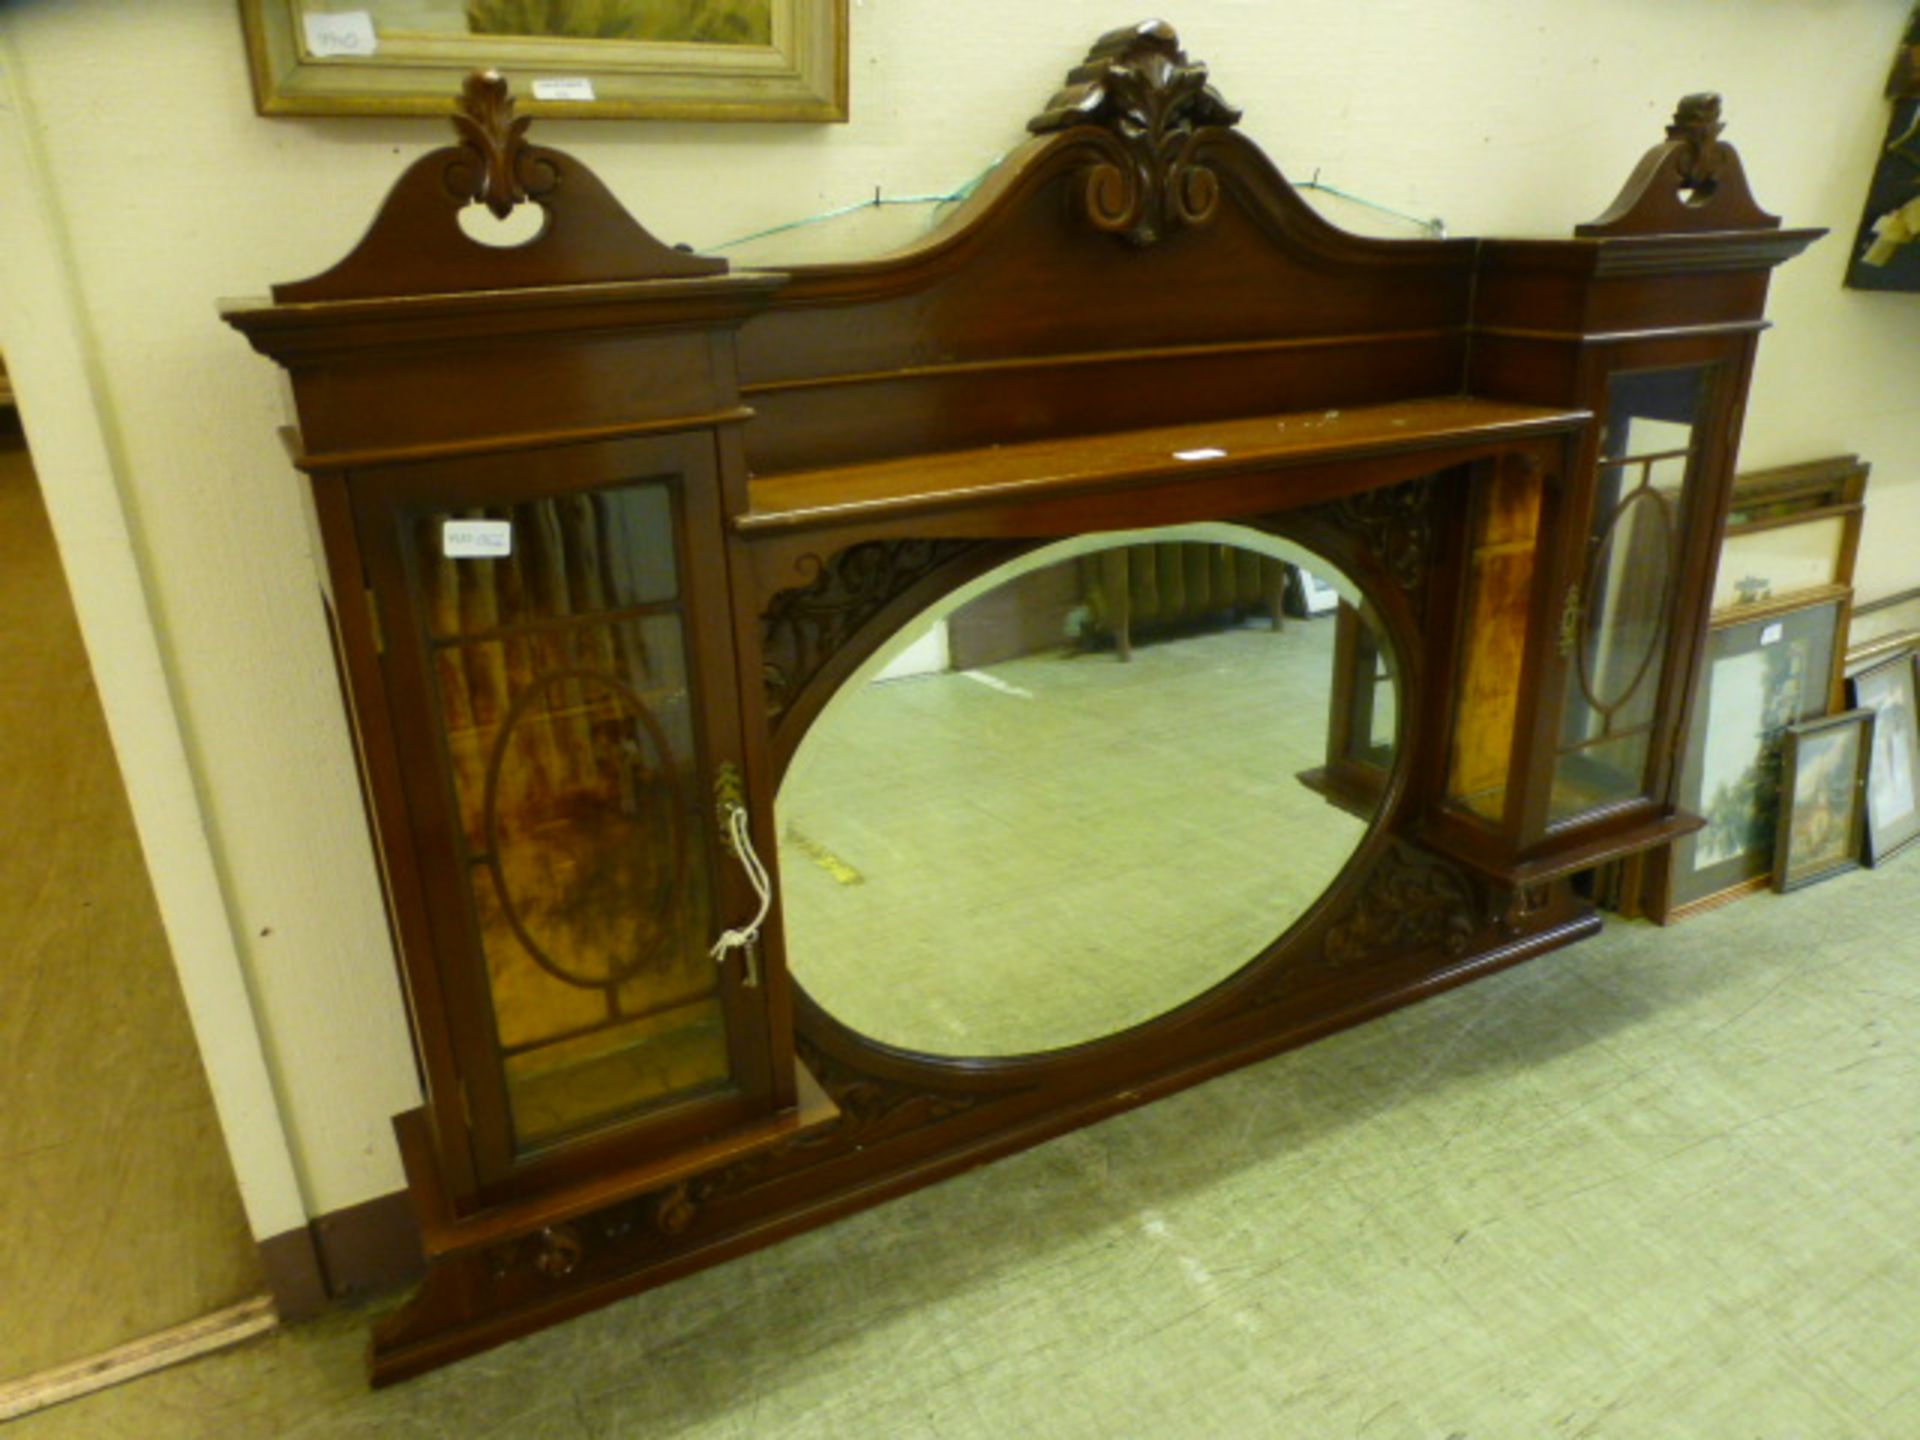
{"left": 1848, "top": 585, "right": 1920, "bottom": 670}
{"left": 1608, "top": 455, "right": 1869, "bottom": 921}
{"left": 1842, "top": 648, "right": 1920, "bottom": 867}
{"left": 1772, "top": 708, "right": 1875, "bottom": 893}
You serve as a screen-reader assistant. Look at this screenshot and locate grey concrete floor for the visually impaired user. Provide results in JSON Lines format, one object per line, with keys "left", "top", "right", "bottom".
{"left": 16, "top": 848, "right": 1920, "bottom": 1437}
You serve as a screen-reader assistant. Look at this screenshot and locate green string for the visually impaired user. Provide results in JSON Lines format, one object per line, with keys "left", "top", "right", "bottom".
{"left": 708, "top": 165, "right": 1445, "bottom": 252}
{"left": 1300, "top": 172, "right": 1447, "bottom": 238}
{"left": 709, "top": 161, "right": 996, "bottom": 252}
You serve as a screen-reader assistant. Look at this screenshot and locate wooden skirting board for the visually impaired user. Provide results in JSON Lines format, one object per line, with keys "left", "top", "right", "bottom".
{"left": 258, "top": 1187, "right": 425, "bottom": 1322}
{"left": 0, "top": 1297, "right": 278, "bottom": 1423}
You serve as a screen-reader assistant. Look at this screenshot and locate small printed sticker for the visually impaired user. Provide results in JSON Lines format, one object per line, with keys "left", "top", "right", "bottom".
{"left": 302, "top": 10, "right": 377, "bottom": 57}
{"left": 532, "top": 77, "right": 597, "bottom": 102}
{"left": 1760, "top": 621, "right": 1784, "bottom": 646}
{"left": 1173, "top": 447, "right": 1228, "bottom": 461}
{"left": 443, "top": 519, "right": 513, "bottom": 559}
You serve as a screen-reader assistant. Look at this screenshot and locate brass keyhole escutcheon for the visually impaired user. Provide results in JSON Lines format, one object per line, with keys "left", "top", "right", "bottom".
{"left": 1556, "top": 582, "right": 1584, "bottom": 660}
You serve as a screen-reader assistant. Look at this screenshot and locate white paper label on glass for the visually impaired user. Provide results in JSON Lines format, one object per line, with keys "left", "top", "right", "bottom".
{"left": 1760, "top": 621, "right": 1784, "bottom": 646}
{"left": 532, "top": 77, "right": 597, "bottom": 102}
{"left": 1173, "top": 447, "right": 1228, "bottom": 461}
{"left": 302, "top": 10, "right": 377, "bottom": 57}
{"left": 443, "top": 519, "right": 513, "bottom": 559}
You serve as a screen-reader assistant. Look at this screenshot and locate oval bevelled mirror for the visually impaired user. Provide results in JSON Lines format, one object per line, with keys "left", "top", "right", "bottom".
{"left": 777, "top": 523, "right": 1400, "bottom": 1059}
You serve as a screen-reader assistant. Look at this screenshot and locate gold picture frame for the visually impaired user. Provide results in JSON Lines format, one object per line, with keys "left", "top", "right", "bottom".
{"left": 1773, "top": 710, "right": 1872, "bottom": 893}
{"left": 240, "top": 1, "right": 847, "bottom": 122}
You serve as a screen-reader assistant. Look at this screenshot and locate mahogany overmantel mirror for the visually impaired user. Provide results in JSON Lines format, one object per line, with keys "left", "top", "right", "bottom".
{"left": 224, "top": 22, "right": 1820, "bottom": 1382}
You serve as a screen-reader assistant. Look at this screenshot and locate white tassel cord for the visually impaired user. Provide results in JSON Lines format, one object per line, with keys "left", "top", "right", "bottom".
{"left": 710, "top": 803, "right": 771, "bottom": 987}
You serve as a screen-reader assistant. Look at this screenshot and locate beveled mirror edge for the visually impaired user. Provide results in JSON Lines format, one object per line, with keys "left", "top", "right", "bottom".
{"left": 777, "top": 521, "right": 1405, "bottom": 1070}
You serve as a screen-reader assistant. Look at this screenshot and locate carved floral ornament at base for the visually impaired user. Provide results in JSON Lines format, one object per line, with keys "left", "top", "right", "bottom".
{"left": 1322, "top": 843, "right": 1484, "bottom": 968}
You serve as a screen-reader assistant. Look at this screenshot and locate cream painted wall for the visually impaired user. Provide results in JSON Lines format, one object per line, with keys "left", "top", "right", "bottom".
{"left": 0, "top": 0, "right": 1912, "bottom": 1224}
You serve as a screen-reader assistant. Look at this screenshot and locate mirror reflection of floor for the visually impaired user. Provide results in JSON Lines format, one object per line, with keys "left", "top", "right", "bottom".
{"left": 780, "top": 618, "right": 1369, "bottom": 1057}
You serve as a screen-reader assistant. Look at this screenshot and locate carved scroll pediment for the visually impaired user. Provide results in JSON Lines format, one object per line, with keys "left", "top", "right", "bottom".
{"left": 1578, "top": 91, "right": 1781, "bottom": 237}
{"left": 271, "top": 70, "right": 725, "bottom": 303}
{"left": 1028, "top": 20, "right": 1243, "bottom": 247}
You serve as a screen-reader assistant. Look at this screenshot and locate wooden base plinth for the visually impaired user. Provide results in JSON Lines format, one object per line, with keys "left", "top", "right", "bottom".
{"left": 370, "top": 897, "right": 1598, "bottom": 1385}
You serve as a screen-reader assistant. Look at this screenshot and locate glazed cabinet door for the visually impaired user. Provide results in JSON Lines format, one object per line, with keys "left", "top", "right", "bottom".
{"left": 1540, "top": 361, "right": 1725, "bottom": 831}
{"left": 352, "top": 433, "right": 778, "bottom": 1203}
{"left": 1432, "top": 353, "right": 1744, "bottom": 876}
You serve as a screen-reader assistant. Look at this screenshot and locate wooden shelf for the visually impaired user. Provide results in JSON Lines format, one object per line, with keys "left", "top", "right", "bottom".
{"left": 740, "top": 395, "right": 1590, "bottom": 534}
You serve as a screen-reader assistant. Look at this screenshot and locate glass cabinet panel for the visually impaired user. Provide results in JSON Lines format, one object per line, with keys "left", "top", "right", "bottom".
{"left": 1448, "top": 459, "right": 1545, "bottom": 821}
{"left": 413, "top": 482, "right": 730, "bottom": 1153}
{"left": 1549, "top": 367, "right": 1706, "bottom": 823}
{"left": 1338, "top": 601, "right": 1397, "bottom": 768}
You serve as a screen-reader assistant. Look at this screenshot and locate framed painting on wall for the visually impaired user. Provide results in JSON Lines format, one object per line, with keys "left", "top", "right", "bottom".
{"left": 1847, "top": 648, "right": 1920, "bottom": 863}
{"left": 240, "top": 0, "right": 848, "bottom": 121}
{"left": 1662, "top": 591, "right": 1847, "bottom": 917}
{"left": 1773, "top": 711, "right": 1872, "bottom": 893}
{"left": 1846, "top": 6, "right": 1920, "bottom": 290}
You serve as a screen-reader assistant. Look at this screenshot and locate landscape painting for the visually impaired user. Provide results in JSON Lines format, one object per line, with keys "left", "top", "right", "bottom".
{"left": 243, "top": 0, "right": 845, "bottom": 121}
{"left": 1664, "top": 598, "right": 1842, "bottom": 915}
{"left": 378, "top": 1, "right": 772, "bottom": 47}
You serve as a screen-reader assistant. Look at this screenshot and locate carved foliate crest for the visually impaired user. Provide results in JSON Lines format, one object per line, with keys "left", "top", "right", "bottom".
{"left": 445, "top": 70, "right": 555, "bottom": 217}
{"left": 1029, "top": 20, "right": 1242, "bottom": 247}
{"left": 1666, "top": 92, "right": 1727, "bottom": 193}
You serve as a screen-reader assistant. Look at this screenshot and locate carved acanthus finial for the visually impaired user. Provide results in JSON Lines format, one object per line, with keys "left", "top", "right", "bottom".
{"left": 1029, "top": 21, "right": 1242, "bottom": 247}
{"left": 1666, "top": 92, "right": 1727, "bottom": 191}
{"left": 446, "top": 70, "right": 554, "bottom": 217}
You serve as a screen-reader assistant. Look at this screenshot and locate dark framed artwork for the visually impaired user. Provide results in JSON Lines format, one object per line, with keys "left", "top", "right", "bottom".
{"left": 1665, "top": 593, "right": 1846, "bottom": 915}
{"left": 1846, "top": 648, "right": 1920, "bottom": 863}
{"left": 1847, "top": 7, "right": 1920, "bottom": 291}
{"left": 1773, "top": 710, "right": 1873, "bottom": 892}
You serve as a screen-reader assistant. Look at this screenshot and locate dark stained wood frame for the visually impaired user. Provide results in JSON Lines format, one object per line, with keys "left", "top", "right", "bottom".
{"left": 224, "top": 23, "right": 1820, "bottom": 1384}
{"left": 1771, "top": 709, "right": 1874, "bottom": 893}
